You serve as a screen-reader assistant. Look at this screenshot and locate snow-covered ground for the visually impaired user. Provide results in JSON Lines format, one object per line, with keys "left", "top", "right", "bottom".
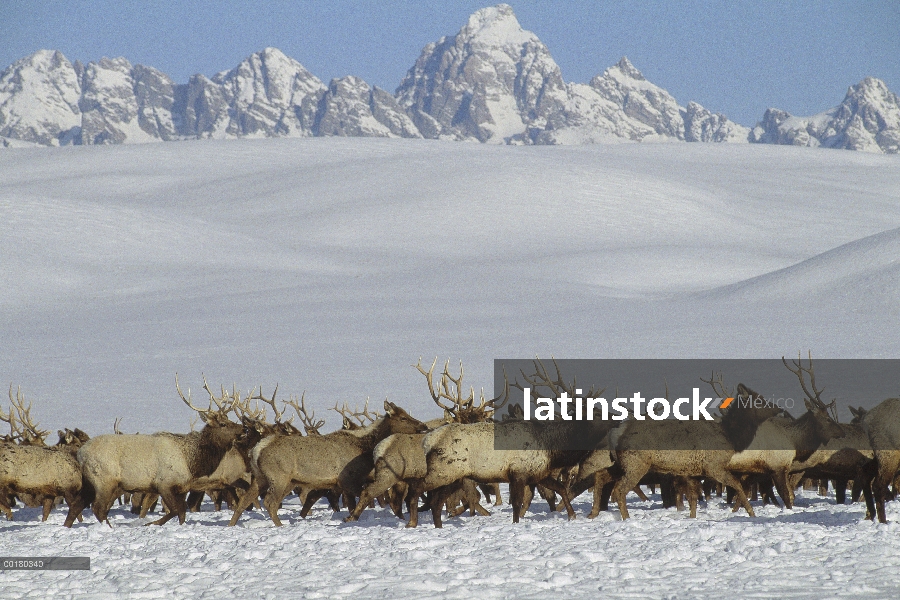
{"left": 1, "top": 138, "right": 899, "bottom": 597}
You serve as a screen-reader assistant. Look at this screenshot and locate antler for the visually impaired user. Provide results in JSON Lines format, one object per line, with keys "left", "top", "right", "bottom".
{"left": 513, "top": 357, "right": 603, "bottom": 404}
{"left": 0, "top": 392, "right": 23, "bottom": 443}
{"left": 175, "top": 373, "right": 238, "bottom": 424}
{"left": 415, "top": 357, "right": 465, "bottom": 414}
{"left": 782, "top": 351, "right": 826, "bottom": 408}
{"left": 233, "top": 384, "right": 281, "bottom": 423}
{"left": 6, "top": 385, "right": 49, "bottom": 445}
{"left": 285, "top": 393, "right": 324, "bottom": 435}
{"left": 700, "top": 371, "right": 734, "bottom": 401}
{"left": 333, "top": 398, "right": 381, "bottom": 427}
{"left": 415, "top": 357, "right": 509, "bottom": 423}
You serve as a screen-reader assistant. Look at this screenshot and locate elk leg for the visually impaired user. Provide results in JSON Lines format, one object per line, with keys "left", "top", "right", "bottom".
{"left": 91, "top": 484, "right": 119, "bottom": 526}
{"left": 405, "top": 479, "right": 425, "bottom": 528}
{"left": 187, "top": 490, "right": 204, "bottom": 513}
{"left": 509, "top": 476, "right": 526, "bottom": 523}
{"left": 834, "top": 479, "right": 848, "bottom": 504}
{"left": 537, "top": 485, "right": 558, "bottom": 512}
{"left": 521, "top": 484, "right": 534, "bottom": 512}
{"left": 148, "top": 490, "right": 187, "bottom": 526}
{"left": 430, "top": 484, "right": 453, "bottom": 528}
{"left": 63, "top": 490, "right": 86, "bottom": 528}
{"left": 0, "top": 489, "right": 13, "bottom": 521}
{"left": 299, "top": 490, "right": 326, "bottom": 518}
{"left": 588, "top": 469, "right": 614, "bottom": 519}
{"left": 263, "top": 480, "right": 292, "bottom": 527}
{"left": 714, "top": 470, "right": 755, "bottom": 517}
{"left": 227, "top": 477, "right": 261, "bottom": 526}
{"left": 632, "top": 486, "right": 649, "bottom": 502}
{"left": 772, "top": 470, "right": 793, "bottom": 509}
{"left": 537, "top": 476, "right": 575, "bottom": 520}
{"left": 41, "top": 497, "right": 54, "bottom": 521}
{"left": 139, "top": 493, "right": 159, "bottom": 518}
{"left": 610, "top": 455, "right": 651, "bottom": 520}
{"left": 130, "top": 491, "right": 144, "bottom": 515}
{"left": 462, "top": 479, "right": 490, "bottom": 516}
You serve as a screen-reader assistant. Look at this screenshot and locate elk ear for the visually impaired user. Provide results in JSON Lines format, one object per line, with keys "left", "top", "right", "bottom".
{"left": 804, "top": 398, "right": 814, "bottom": 412}
{"left": 384, "top": 400, "right": 394, "bottom": 415}
{"left": 343, "top": 416, "right": 352, "bottom": 429}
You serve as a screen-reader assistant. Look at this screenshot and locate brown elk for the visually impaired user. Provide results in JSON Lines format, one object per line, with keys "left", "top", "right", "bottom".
{"left": 723, "top": 354, "right": 846, "bottom": 509}
{"left": 76, "top": 375, "right": 244, "bottom": 525}
{"left": 230, "top": 399, "right": 427, "bottom": 526}
{"left": 858, "top": 397, "right": 900, "bottom": 522}
{"left": 344, "top": 358, "right": 500, "bottom": 523}
{"left": 407, "top": 358, "right": 607, "bottom": 528}
{"left": 0, "top": 386, "right": 84, "bottom": 526}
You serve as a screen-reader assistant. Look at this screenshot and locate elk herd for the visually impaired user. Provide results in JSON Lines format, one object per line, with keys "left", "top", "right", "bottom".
{"left": 2, "top": 353, "right": 900, "bottom": 530}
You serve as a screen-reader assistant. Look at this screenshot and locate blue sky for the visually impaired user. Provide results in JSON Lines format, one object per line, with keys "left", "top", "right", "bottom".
{"left": 2, "top": 0, "right": 897, "bottom": 126}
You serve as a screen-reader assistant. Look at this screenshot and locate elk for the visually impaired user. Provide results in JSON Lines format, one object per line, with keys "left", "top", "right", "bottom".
{"left": 858, "top": 397, "right": 900, "bottom": 522}
{"left": 407, "top": 358, "right": 608, "bottom": 528}
{"left": 230, "top": 399, "right": 427, "bottom": 526}
{"left": 608, "top": 380, "right": 787, "bottom": 520}
{"left": 344, "top": 358, "right": 500, "bottom": 523}
{"left": 76, "top": 375, "right": 244, "bottom": 525}
{"left": 723, "top": 354, "right": 846, "bottom": 509}
{"left": 0, "top": 386, "right": 85, "bottom": 526}
{"left": 787, "top": 404, "right": 874, "bottom": 515}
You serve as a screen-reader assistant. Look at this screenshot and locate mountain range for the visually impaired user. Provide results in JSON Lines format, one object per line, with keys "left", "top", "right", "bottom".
{"left": 1, "top": 4, "right": 897, "bottom": 153}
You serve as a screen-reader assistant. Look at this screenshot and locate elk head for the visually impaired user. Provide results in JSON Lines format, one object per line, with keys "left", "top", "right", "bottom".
{"left": 783, "top": 352, "right": 845, "bottom": 440}
{"left": 383, "top": 400, "right": 428, "bottom": 434}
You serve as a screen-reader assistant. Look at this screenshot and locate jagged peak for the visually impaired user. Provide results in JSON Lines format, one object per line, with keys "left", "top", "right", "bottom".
{"left": 458, "top": 4, "right": 537, "bottom": 47}
{"left": 611, "top": 57, "right": 645, "bottom": 81}
{"left": 8, "top": 49, "right": 73, "bottom": 71}
{"left": 846, "top": 76, "right": 893, "bottom": 100}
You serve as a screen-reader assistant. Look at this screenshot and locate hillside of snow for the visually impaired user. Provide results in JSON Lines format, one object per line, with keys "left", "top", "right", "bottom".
{"left": 2, "top": 137, "right": 900, "bottom": 434}
{"left": 1, "top": 138, "right": 899, "bottom": 597}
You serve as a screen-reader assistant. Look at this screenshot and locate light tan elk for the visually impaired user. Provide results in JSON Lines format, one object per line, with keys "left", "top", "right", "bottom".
{"left": 77, "top": 375, "right": 244, "bottom": 525}
{"left": 0, "top": 386, "right": 85, "bottom": 527}
{"left": 190, "top": 387, "right": 308, "bottom": 514}
{"left": 407, "top": 358, "right": 608, "bottom": 528}
{"left": 230, "top": 399, "right": 427, "bottom": 526}
{"left": 344, "top": 358, "right": 502, "bottom": 523}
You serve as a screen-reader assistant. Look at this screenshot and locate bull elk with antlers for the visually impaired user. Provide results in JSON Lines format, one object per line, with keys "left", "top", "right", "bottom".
{"left": 0, "top": 386, "right": 86, "bottom": 526}
{"left": 231, "top": 399, "right": 427, "bottom": 526}
{"left": 76, "top": 375, "right": 245, "bottom": 525}
{"left": 406, "top": 358, "right": 609, "bottom": 528}
{"left": 344, "top": 358, "right": 502, "bottom": 523}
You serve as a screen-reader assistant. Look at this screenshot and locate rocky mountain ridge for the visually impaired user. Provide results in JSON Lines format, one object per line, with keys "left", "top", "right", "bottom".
{"left": 1, "top": 4, "right": 896, "bottom": 153}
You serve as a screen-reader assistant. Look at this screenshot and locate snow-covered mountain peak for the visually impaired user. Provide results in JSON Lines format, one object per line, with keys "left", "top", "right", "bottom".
{"left": 395, "top": 4, "right": 566, "bottom": 142}
{"left": 610, "top": 57, "right": 645, "bottom": 81}
{"left": 459, "top": 4, "right": 537, "bottom": 48}
{"left": 750, "top": 75, "right": 899, "bottom": 153}
{"left": 0, "top": 49, "right": 82, "bottom": 145}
